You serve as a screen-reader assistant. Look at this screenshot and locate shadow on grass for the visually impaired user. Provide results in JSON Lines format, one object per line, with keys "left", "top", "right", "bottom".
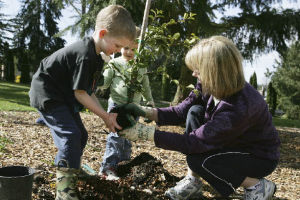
{"left": 0, "top": 81, "right": 31, "bottom": 108}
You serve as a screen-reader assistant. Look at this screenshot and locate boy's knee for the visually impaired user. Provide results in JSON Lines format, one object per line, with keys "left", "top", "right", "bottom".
{"left": 187, "top": 105, "right": 205, "bottom": 119}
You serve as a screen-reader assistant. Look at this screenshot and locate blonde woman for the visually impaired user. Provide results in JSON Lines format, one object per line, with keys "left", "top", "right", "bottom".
{"left": 113, "top": 36, "right": 280, "bottom": 200}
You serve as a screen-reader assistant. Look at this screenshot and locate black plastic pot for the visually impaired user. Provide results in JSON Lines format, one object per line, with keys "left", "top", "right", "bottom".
{"left": 0, "top": 166, "right": 35, "bottom": 200}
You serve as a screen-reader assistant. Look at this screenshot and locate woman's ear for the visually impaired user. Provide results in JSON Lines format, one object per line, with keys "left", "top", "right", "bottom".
{"left": 99, "top": 29, "right": 107, "bottom": 39}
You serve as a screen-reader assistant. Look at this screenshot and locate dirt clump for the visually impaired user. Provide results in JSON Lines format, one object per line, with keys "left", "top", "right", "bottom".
{"left": 78, "top": 152, "right": 181, "bottom": 199}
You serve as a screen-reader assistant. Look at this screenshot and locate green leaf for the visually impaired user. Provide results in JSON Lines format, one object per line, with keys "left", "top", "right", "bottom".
{"left": 173, "top": 32, "right": 180, "bottom": 40}
{"left": 157, "top": 66, "right": 165, "bottom": 73}
{"left": 186, "top": 84, "right": 195, "bottom": 89}
{"left": 171, "top": 79, "right": 180, "bottom": 86}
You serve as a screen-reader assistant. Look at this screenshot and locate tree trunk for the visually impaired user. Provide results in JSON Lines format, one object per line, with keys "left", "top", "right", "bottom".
{"left": 171, "top": 64, "right": 194, "bottom": 105}
{"left": 80, "top": 0, "right": 86, "bottom": 38}
{"left": 20, "top": 52, "right": 30, "bottom": 84}
{"left": 4, "top": 49, "right": 15, "bottom": 82}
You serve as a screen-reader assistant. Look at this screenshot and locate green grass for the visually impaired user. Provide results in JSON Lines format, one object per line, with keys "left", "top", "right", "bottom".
{"left": 0, "top": 81, "right": 35, "bottom": 111}
{"left": 1, "top": 81, "right": 299, "bottom": 129}
{"left": 273, "top": 117, "right": 300, "bottom": 128}
{"left": 0, "top": 135, "right": 13, "bottom": 152}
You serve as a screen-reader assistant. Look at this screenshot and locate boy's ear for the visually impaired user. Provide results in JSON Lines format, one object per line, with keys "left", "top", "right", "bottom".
{"left": 99, "top": 29, "right": 108, "bottom": 39}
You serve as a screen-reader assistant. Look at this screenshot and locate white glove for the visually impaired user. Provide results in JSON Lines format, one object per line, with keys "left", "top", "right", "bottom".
{"left": 119, "top": 122, "right": 155, "bottom": 142}
{"left": 139, "top": 105, "right": 154, "bottom": 119}
{"left": 146, "top": 101, "right": 155, "bottom": 108}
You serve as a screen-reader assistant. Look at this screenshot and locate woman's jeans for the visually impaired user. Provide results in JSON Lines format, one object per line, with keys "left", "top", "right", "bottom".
{"left": 184, "top": 105, "right": 278, "bottom": 197}
{"left": 100, "top": 99, "right": 132, "bottom": 172}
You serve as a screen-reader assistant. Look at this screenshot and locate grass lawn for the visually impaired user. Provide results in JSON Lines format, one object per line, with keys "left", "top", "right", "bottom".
{"left": 273, "top": 117, "right": 300, "bottom": 128}
{"left": 0, "top": 81, "right": 35, "bottom": 111}
{"left": 0, "top": 80, "right": 299, "bottom": 128}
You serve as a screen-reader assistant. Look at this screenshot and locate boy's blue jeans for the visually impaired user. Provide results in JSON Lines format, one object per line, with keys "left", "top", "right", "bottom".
{"left": 100, "top": 99, "right": 132, "bottom": 172}
{"left": 39, "top": 105, "right": 88, "bottom": 169}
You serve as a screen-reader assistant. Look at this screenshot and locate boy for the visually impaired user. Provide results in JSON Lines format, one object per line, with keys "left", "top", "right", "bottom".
{"left": 99, "top": 27, "right": 154, "bottom": 179}
{"left": 29, "top": 5, "right": 136, "bottom": 200}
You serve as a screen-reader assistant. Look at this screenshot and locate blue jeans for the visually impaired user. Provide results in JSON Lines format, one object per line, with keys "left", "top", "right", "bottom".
{"left": 39, "top": 105, "right": 88, "bottom": 169}
{"left": 100, "top": 99, "right": 132, "bottom": 172}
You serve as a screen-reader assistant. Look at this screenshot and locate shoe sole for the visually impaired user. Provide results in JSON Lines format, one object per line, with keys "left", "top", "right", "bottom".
{"left": 165, "top": 190, "right": 202, "bottom": 200}
{"left": 268, "top": 184, "right": 276, "bottom": 200}
{"left": 264, "top": 182, "right": 276, "bottom": 200}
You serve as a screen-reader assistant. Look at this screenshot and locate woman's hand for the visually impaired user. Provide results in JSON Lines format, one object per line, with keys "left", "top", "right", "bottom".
{"left": 111, "top": 103, "right": 154, "bottom": 119}
{"left": 119, "top": 123, "right": 156, "bottom": 142}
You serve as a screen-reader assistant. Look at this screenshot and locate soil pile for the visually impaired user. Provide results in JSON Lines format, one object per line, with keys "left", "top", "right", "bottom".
{"left": 77, "top": 152, "right": 181, "bottom": 199}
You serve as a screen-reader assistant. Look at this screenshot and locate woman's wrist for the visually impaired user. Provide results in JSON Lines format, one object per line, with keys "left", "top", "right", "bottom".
{"left": 143, "top": 107, "right": 158, "bottom": 122}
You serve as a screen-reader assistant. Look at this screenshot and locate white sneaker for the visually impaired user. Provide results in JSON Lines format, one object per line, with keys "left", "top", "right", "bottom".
{"left": 98, "top": 168, "right": 119, "bottom": 180}
{"left": 244, "top": 178, "right": 276, "bottom": 200}
{"left": 165, "top": 175, "right": 202, "bottom": 200}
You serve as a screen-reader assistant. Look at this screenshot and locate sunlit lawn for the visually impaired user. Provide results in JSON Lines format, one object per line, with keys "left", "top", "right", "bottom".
{"left": 0, "top": 81, "right": 35, "bottom": 111}
{"left": 0, "top": 80, "right": 299, "bottom": 128}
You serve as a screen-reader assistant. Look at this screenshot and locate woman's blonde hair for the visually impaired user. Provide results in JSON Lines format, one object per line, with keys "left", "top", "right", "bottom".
{"left": 185, "top": 35, "right": 245, "bottom": 99}
{"left": 95, "top": 5, "right": 136, "bottom": 41}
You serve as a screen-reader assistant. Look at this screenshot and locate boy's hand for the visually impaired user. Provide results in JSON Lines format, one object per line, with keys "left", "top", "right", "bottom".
{"left": 103, "top": 113, "right": 122, "bottom": 132}
{"left": 119, "top": 123, "right": 155, "bottom": 142}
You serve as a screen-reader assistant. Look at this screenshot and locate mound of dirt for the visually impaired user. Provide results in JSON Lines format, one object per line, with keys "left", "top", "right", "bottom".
{"left": 77, "top": 152, "right": 181, "bottom": 199}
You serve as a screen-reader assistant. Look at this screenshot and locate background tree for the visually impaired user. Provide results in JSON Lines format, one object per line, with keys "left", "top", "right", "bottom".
{"left": 272, "top": 41, "right": 300, "bottom": 119}
{"left": 0, "top": 0, "right": 13, "bottom": 72}
{"left": 2, "top": 42, "right": 15, "bottom": 82}
{"left": 54, "top": 0, "right": 144, "bottom": 38}
{"left": 249, "top": 71, "right": 258, "bottom": 90}
{"left": 13, "top": 0, "right": 65, "bottom": 83}
{"left": 0, "top": 0, "right": 6, "bottom": 62}
{"left": 267, "top": 82, "right": 277, "bottom": 116}
{"left": 54, "top": 0, "right": 300, "bottom": 104}
{"left": 151, "top": 0, "right": 300, "bottom": 104}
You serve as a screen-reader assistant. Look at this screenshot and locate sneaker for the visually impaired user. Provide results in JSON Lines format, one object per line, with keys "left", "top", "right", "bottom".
{"left": 243, "top": 178, "right": 276, "bottom": 200}
{"left": 165, "top": 175, "right": 202, "bottom": 200}
{"left": 98, "top": 167, "right": 119, "bottom": 180}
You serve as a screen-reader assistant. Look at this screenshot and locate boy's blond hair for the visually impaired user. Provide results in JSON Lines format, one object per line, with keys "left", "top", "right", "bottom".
{"left": 185, "top": 35, "right": 245, "bottom": 99}
{"left": 95, "top": 5, "right": 136, "bottom": 41}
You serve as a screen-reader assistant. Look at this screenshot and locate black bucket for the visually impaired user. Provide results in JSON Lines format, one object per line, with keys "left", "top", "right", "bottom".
{"left": 0, "top": 166, "right": 35, "bottom": 200}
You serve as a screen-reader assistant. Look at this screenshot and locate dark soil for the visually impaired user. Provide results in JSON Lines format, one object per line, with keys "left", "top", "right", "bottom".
{"left": 32, "top": 153, "right": 181, "bottom": 200}
{"left": 79, "top": 152, "right": 181, "bottom": 199}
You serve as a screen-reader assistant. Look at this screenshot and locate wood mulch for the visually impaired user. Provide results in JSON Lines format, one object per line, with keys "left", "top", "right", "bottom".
{"left": 0, "top": 111, "right": 299, "bottom": 199}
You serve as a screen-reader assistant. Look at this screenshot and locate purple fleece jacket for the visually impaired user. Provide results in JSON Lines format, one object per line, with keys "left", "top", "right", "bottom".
{"left": 154, "top": 82, "right": 280, "bottom": 161}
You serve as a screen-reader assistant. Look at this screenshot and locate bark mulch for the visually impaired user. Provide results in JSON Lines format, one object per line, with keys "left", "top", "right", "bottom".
{"left": 0, "top": 111, "right": 299, "bottom": 199}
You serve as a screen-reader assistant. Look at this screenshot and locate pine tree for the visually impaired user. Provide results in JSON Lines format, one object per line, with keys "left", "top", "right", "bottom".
{"left": 13, "top": 0, "right": 65, "bottom": 83}
{"left": 272, "top": 41, "right": 300, "bottom": 119}
{"left": 2, "top": 42, "right": 15, "bottom": 82}
{"left": 250, "top": 72, "right": 258, "bottom": 90}
{"left": 267, "top": 82, "right": 277, "bottom": 116}
{"left": 0, "top": 0, "right": 12, "bottom": 67}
